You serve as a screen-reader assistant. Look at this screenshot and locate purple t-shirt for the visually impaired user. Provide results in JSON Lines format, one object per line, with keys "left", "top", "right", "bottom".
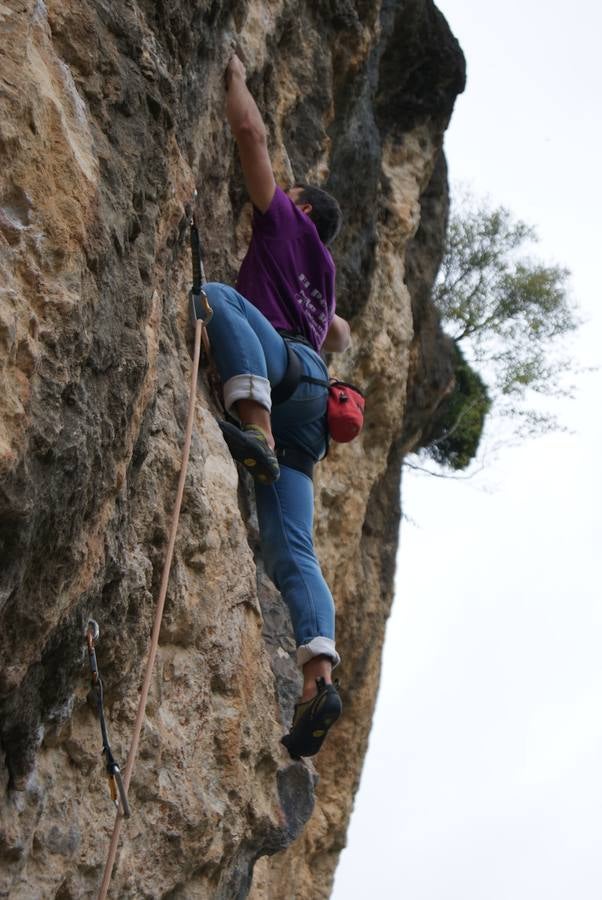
{"left": 236, "top": 187, "right": 336, "bottom": 350}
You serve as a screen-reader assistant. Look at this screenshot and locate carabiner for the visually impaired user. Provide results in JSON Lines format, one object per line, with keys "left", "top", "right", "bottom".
{"left": 86, "top": 619, "right": 100, "bottom": 644}
{"left": 190, "top": 288, "right": 213, "bottom": 325}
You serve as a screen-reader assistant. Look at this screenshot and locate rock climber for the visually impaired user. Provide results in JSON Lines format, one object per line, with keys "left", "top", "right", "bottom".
{"left": 200, "top": 53, "right": 350, "bottom": 758}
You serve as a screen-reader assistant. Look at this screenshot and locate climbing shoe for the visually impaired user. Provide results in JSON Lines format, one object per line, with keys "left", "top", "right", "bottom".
{"left": 281, "top": 678, "right": 342, "bottom": 759}
{"left": 218, "top": 421, "right": 280, "bottom": 484}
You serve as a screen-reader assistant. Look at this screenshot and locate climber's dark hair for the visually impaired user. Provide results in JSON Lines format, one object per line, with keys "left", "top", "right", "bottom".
{"left": 293, "top": 183, "right": 342, "bottom": 246}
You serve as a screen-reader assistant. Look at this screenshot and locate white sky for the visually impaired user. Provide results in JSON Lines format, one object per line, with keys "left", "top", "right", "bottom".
{"left": 333, "top": 1, "right": 602, "bottom": 898}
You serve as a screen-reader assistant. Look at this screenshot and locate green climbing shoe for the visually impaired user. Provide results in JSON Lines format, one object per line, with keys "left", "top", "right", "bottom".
{"left": 218, "top": 421, "right": 280, "bottom": 484}
{"left": 281, "top": 678, "right": 342, "bottom": 759}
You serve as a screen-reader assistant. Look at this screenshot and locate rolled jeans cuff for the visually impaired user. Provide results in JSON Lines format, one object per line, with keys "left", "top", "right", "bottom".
{"left": 296, "top": 637, "right": 340, "bottom": 669}
{"left": 223, "top": 374, "right": 272, "bottom": 415}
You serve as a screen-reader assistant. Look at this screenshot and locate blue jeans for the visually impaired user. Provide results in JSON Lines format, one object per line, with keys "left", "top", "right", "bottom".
{"left": 202, "top": 283, "right": 339, "bottom": 667}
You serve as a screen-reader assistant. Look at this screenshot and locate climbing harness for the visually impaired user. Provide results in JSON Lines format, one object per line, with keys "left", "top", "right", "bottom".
{"left": 85, "top": 620, "right": 131, "bottom": 818}
{"left": 271, "top": 338, "right": 366, "bottom": 477}
{"left": 95, "top": 196, "right": 212, "bottom": 900}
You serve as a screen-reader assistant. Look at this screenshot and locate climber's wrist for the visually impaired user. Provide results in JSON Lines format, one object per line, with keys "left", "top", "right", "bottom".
{"left": 225, "top": 55, "right": 246, "bottom": 91}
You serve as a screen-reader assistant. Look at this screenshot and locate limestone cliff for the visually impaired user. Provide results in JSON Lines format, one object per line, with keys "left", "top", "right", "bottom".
{"left": 0, "top": 1, "right": 465, "bottom": 897}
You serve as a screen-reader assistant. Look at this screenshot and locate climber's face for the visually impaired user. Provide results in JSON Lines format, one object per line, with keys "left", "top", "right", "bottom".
{"left": 286, "top": 186, "right": 303, "bottom": 204}
{"left": 286, "top": 186, "right": 312, "bottom": 216}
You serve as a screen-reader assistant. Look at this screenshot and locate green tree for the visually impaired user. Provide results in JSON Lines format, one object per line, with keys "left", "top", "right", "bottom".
{"left": 420, "top": 194, "right": 579, "bottom": 470}
{"left": 420, "top": 342, "right": 491, "bottom": 471}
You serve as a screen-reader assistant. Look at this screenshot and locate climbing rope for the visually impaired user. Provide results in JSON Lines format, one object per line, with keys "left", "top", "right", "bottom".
{"left": 95, "top": 202, "right": 213, "bottom": 900}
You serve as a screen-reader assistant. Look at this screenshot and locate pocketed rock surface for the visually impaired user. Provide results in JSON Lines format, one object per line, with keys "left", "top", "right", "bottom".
{"left": 0, "top": 1, "right": 464, "bottom": 897}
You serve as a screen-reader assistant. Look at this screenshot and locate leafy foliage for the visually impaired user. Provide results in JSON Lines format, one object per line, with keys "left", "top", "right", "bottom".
{"left": 421, "top": 193, "right": 578, "bottom": 470}
{"left": 422, "top": 343, "right": 491, "bottom": 470}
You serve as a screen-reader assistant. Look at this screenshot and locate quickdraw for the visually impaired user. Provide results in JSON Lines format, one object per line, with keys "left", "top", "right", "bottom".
{"left": 85, "top": 620, "right": 131, "bottom": 818}
{"left": 188, "top": 190, "right": 213, "bottom": 327}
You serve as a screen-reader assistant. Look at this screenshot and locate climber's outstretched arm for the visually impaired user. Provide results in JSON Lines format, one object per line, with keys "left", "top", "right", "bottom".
{"left": 225, "top": 55, "right": 276, "bottom": 214}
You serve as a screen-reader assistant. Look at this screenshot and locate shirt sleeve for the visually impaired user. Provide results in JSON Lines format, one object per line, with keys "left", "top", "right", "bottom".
{"left": 252, "top": 186, "right": 312, "bottom": 238}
